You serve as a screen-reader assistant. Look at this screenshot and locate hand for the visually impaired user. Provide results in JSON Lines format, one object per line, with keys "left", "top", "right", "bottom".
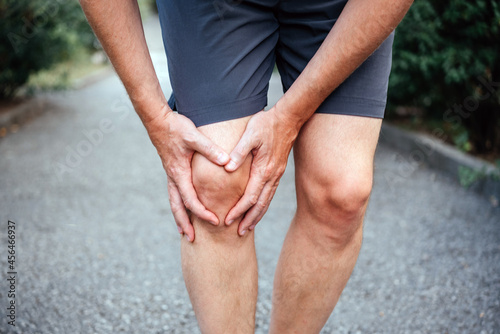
{"left": 145, "top": 107, "right": 230, "bottom": 242}
{"left": 224, "top": 108, "right": 300, "bottom": 235}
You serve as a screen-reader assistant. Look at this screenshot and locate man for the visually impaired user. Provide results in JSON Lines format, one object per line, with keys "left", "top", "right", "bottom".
{"left": 80, "top": 0, "right": 412, "bottom": 332}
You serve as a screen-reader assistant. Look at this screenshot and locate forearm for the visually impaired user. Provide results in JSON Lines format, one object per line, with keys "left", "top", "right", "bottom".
{"left": 274, "top": 0, "right": 413, "bottom": 129}
{"left": 79, "top": 0, "right": 169, "bottom": 125}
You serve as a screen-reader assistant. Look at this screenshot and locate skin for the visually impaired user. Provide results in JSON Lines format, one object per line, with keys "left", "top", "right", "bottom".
{"left": 80, "top": 0, "right": 230, "bottom": 242}
{"left": 80, "top": 0, "right": 413, "bottom": 332}
{"left": 269, "top": 113, "right": 383, "bottom": 332}
{"left": 224, "top": 0, "right": 414, "bottom": 236}
{"left": 182, "top": 116, "right": 257, "bottom": 333}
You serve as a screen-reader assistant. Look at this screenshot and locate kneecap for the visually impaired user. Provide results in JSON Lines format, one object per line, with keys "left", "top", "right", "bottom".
{"left": 192, "top": 152, "right": 251, "bottom": 222}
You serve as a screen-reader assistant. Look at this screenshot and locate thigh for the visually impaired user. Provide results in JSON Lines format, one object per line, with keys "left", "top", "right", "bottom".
{"left": 276, "top": 0, "right": 394, "bottom": 119}
{"left": 293, "top": 113, "right": 382, "bottom": 215}
{"left": 157, "top": 0, "right": 278, "bottom": 127}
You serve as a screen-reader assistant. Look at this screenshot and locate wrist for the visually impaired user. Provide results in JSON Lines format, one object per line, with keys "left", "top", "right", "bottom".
{"left": 128, "top": 79, "right": 171, "bottom": 123}
{"left": 273, "top": 94, "right": 308, "bottom": 134}
{"left": 142, "top": 104, "right": 173, "bottom": 132}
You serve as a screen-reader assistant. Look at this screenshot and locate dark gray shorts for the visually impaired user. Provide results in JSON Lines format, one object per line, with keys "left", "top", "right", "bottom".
{"left": 156, "top": 0, "right": 394, "bottom": 127}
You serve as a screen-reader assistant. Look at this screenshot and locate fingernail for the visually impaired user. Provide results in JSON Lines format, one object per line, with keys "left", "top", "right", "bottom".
{"left": 240, "top": 229, "right": 246, "bottom": 236}
{"left": 217, "top": 152, "right": 229, "bottom": 164}
{"left": 227, "top": 160, "right": 237, "bottom": 170}
{"left": 249, "top": 225, "right": 255, "bottom": 231}
{"left": 185, "top": 234, "right": 191, "bottom": 242}
{"left": 177, "top": 226, "right": 183, "bottom": 234}
{"left": 211, "top": 219, "right": 219, "bottom": 226}
{"left": 227, "top": 219, "right": 234, "bottom": 226}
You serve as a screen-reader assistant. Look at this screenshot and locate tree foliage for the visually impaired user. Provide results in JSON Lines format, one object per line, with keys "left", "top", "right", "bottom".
{"left": 388, "top": 0, "right": 500, "bottom": 155}
{"left": 0, "top": 0, "right": 97, "bottom": 98}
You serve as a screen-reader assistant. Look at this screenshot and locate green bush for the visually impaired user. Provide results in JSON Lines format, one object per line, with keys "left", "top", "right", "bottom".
{"left": 0, "top": 0, "right": 97, "bottom": 98}
{"left": 388, "top": 0, "right": 500, "bottom": 155}
{"left": 138, "top": 0, "right": 158, "bottom": 14}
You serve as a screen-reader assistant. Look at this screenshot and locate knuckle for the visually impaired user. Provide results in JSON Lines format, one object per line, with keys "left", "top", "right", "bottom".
{"left": 165, "top": 164, "right": 178, "bottom": 178}
{"left": 277, "top": 165, "right": 286, "bottom": 177}
{"left": 183, "top": 131, "right": 197, "bottom": 146}
{"left": 263, "top": 164, "right": 275, "bottom": 179}
{"left": 256, "top": 200, "right": 267, "bottom": 210}
{"left": 182, "top": 197, "right": 192, "bottom": 210}
{"left": 248, "top": 194, "right": 259, "bottom": 206}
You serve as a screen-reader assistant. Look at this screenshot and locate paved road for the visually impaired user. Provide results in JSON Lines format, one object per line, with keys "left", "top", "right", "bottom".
{"left": 1, "top": 17, "right": 499, "bottom": 334}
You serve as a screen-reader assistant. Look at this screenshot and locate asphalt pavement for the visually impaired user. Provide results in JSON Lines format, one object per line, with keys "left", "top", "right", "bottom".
{"left": 1, "top": 17, "right": 499, "bottom": 334}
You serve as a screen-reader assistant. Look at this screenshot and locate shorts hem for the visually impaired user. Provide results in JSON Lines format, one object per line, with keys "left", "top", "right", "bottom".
{"left": 316, "top": 95, "right": 387, "bottom": 118}
{"left": 171, "top": 92, "right": 268, "bottom": 127}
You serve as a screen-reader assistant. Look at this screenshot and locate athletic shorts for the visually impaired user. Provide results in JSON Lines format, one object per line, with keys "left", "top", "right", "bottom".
{"left": 156, "top": 0, "right": 394, "bottom": 127}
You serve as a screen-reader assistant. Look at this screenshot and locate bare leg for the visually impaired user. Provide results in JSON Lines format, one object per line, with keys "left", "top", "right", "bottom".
{"left": 181, "top": 116, "right": 257, "bottom": 334}
{"left": 269, "top": 114, "right": 382, "bottom": 333}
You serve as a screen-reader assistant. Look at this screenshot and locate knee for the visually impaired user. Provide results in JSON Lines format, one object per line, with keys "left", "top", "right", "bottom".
{"left": 297, "top": 168, "right": 373, "bottom": 240}
{"left": 191, "top": 151, "right": 251, "bottom": 226}
{"left": 324, "top": 174, "right": 373, "bottom": 220}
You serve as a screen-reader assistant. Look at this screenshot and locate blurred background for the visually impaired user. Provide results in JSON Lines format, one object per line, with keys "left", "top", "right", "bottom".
{"left": 1, "top": 0, "right": 499, "bottom": 166}
{"left": 0, "top": 0, "right": 157, "bottom": 98}
{"left": 1, "top": 1, "right": 499, "bottom": 333}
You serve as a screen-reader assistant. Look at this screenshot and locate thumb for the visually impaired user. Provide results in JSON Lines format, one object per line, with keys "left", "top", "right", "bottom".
{"left": 225, "top": 131, "right": 258, "bottom": 172}
{"left": 190, "top": 130, "right": 230, "bottom": 166}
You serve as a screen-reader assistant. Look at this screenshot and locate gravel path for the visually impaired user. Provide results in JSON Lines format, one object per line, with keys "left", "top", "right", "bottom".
{"left": 1, "top": 17, "right": 499, "bottom": 334}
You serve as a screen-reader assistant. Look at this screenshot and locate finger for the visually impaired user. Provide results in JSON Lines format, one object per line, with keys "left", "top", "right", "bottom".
{"left": 168, "top": 181, "right": 195, "bottom": 242}
{"left": 225, "top": 169, "right": 266, "bottom": 225}
{"left": 238, "top": 182, "right": 277, "bottom": 236}
{"left": 225, "top": 131, "right": 258, "bottom": 172}
{"left": 188, "top": 129, "right": 230, "bottom": 166}
{"left": 175, "top": 170, "right": 220, "bottom": 226}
